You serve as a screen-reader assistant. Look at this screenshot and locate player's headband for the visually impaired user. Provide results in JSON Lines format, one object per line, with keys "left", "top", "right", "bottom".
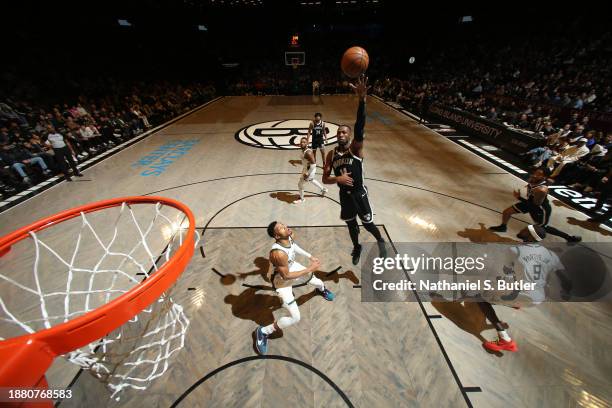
{"left": 527, "top": 224, "right": 543, "bottom": 242}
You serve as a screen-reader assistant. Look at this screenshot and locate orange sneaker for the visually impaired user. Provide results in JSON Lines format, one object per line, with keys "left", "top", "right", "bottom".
{"left": 483, "top": 338, "right": 518, "bottom": 352}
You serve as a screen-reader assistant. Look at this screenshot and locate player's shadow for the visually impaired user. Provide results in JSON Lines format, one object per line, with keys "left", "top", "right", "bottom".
{"left": 550, "top": 199, "right": 575, "bottom": 210}
{"left": 224, "top": 267, "right": 359, "bottom": 333}
{"left": 270, "top": 191, "right": 318, "bottom": 204}
{"left": 214, "top": 257, "right": 271, "bottom": 286}
{"left": 318, "top": 268, "right": 360, "bottom": 285}
{"left": 457, "top": 223, "right": 520, "bottom": 243}
{"left": 430, "top": 300, "right": 506, "bottom": 357}
{"left": 566, "top": 216, "right": 612, "bottom": 236}
{"left": 225, "top": 284, "right": 319, "bottom": 341}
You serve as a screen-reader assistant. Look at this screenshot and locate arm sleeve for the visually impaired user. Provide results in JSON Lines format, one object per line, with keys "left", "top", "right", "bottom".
{"left": 292, "top": 242, "right": 312, "bottom": 259}
{"left": 354, "top": 100, "right": 366, "bottom": 142}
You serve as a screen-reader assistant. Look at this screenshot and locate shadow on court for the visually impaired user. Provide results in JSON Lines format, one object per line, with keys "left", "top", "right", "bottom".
{"left": 214, "top": 257, "right": 270, "bottom": 286}
{"left": 224, "top": 266, "right": 359, "bottom": 331}
{"left": 269, "top": 191, "right": 320, "bottom": 204}
{"left": 457, "top": 223, "right": 521, "bottom": 243}
{"left": 431, "top": 301, "right": 506, "bottom": 356}
{"left": 566, "top": 216, "right": 612, "bottom": 236}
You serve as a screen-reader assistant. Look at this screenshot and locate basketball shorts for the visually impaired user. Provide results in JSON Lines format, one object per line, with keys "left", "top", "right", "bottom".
{"left": 512, "top": 200, "right": 551, "bottom": 226}
{"left": 272, "top": 261, "right": 314, "bottom": 290}
{"left": 311, "top": 138, "right": 324, "bottom": 149}
{"left": 340, "top": 187, "right": 373, "bottom": 223}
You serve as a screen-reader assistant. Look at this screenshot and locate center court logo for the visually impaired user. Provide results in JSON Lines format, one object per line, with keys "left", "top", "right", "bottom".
{"left": 235, "top": 119, "right": 340, "bottom": 149}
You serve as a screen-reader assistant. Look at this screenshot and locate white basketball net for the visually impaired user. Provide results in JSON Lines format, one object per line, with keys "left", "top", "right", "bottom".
{"left": 0, "top": 202, "right": 199, "bottom": 400}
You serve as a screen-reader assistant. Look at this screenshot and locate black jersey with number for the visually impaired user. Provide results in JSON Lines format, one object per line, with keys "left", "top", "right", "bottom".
{"left": 332, "top": 147, "right": 364, "bottom": 192}
{"left": 312, "top": 120, "right": 325, "bottom": 141}
{"left": 527, "top": 180, "right": 549, "bottom": 206}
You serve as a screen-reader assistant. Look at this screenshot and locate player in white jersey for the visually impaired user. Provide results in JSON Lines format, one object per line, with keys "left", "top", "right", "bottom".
{"left": 255, "top": 221, "right": 335, "bottom": 354}
{"left": 479, "top": 224, "right": 564, "bottom": 353}
{"left": 294, "top": 137, "right": 328, "bottom": 204}
{"left": 500, "top": 231, "right": 563, "bottom": 304}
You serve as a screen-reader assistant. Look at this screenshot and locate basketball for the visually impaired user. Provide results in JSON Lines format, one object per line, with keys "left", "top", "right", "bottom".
{"left": 341, "top": 46, "right": 369, "bottom": 78}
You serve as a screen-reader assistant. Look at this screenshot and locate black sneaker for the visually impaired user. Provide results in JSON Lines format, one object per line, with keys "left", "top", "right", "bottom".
{"left": 351, "top": 244, "right": 362, "bottom": 265}
{"left": 75, "top": 172, "right": 84, "bottom": 177}
{"left": 66, "top": 177, "right": 73, "bottom": 182}
{"left": 567, "top": 235, "right": 582, "bottom": 243}
{"left": 377, "top": 240, "right": 387, "bottom": 258}
{"left": 489, "top": 225, "right": 507, "bottom": 232}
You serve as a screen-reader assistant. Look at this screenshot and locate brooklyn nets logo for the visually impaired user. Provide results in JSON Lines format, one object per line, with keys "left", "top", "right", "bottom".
{"left": 235, "top": 119, "right": 340, "bottom": 149}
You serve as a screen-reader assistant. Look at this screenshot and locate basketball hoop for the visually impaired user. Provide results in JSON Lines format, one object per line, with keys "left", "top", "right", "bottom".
{"left": 0, "top": 196, "right": 197, "bottom": 404}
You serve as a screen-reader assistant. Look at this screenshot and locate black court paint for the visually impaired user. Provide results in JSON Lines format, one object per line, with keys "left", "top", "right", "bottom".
{"left": 196, "top": 188, "right": 341, "bottom": 258}
{"left": 382, "top": 225, "right": 475, "bottom": 408}
{"left": 170, "top": 355, "right": 354, "bottom": 408}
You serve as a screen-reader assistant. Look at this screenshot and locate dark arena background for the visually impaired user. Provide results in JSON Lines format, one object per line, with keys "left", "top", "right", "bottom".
{"left": 0, "top": 2, "right": 611, "bottom": 408}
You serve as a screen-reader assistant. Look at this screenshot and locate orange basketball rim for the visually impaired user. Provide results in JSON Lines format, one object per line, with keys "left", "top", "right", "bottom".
{"left": 0, "top": 196, "right": 196, "bottom": 396}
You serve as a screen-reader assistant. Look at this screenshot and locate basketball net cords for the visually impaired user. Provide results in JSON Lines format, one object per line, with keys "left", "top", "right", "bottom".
{"left": 0, "top": 202, "right": 199, "bottom": 399}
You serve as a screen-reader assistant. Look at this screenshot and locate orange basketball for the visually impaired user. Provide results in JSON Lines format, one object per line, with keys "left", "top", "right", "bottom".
{"left": 341, "top": 46, "right": 369, "bottom": 78}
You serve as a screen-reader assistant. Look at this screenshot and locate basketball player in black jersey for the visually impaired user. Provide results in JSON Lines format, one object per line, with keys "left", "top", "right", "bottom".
{"left": 307, "top": 112, "right": 328, "bottom": 164}
{"left": 323, "top": 76, "right": 387, "bottom": 264}
{"left": 489, "top": 168, "right": 582, "bottom": 242}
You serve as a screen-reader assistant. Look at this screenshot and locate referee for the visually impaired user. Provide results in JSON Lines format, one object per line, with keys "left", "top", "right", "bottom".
{"left": 45, "top": 126, "right": 83, "bottom": 182}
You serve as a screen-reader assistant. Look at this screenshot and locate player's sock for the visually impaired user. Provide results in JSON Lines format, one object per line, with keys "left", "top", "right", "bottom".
{"left": 497, "top": 330, "right": 511, "bottom": 342}
{"left": 261, "top": 324, "right": 275, "bottom": 335}
{"left": 363, "top": 222, "right": 383, "bottom": 242}
{"left": 346, "top": 219, "right": 360, "bottom": 248}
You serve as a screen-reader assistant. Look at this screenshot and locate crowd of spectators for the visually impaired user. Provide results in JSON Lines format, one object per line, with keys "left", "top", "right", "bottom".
{"left": 0, "top": 81, "right": 216, "bottom": 198}
{"left": 371, "top": 31, "right": 612, "bottom": 219}
{"left": 224, "top": 59, "right": 353, "bottom": 96}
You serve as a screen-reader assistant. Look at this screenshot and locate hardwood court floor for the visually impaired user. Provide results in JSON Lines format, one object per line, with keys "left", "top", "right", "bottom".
{"left": 1, "top": 95, "right": 611, "bottom": 407}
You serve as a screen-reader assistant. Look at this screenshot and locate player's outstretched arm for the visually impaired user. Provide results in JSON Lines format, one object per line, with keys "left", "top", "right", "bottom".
{"left": 349, "top": 76, "right": 369, "bottom": 158}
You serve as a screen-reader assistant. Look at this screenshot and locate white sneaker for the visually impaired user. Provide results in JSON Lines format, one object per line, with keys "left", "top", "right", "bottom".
{"left": 82, "top": 151, "right": 89, "bottom": 157}
{"left": 320, "top": 187, "right": 328, "bottom": 196}
{"left": 293, "top": 198, "right": 305, "bottom": 204}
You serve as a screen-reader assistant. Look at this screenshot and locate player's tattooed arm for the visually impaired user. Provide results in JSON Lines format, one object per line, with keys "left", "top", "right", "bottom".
{"left": 270, "top": 250, "right": 319, "bottom": 279}
{"left": 306, "top": 150, "right": 316, "bottom": 167}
